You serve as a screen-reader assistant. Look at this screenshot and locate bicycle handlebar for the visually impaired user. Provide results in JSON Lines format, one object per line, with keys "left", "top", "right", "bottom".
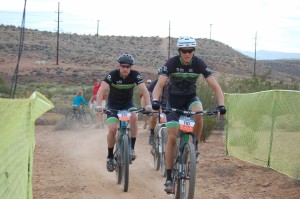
{"left": 103, "top": 108, "right": 149, "bottom": 115}
{"left": 162, "top": 107, "right": 219, "bottom": 116}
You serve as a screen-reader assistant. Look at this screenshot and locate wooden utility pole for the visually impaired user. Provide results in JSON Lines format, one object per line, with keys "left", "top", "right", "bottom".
{"left": 209, "top": 24, "right": 212, "bottom": 39}
{"left": 168, "top": 20, "right": 170, "bottom": 59}
{"left": 56, "top": 2, "right": 61, "bottom": 65}
{"left": 96, "top": 20, "right": 99, "bottom": 36}
{"left": 254, "top": 32, "right": 257, "bottom": 76}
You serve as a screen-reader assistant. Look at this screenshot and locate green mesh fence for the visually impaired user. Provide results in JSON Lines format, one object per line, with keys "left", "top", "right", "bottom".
{"left": 225, "top": 90, "right": 300, "bottom": 180}
{"left": 0, "top": 92, "right": 54, "bottom": 199}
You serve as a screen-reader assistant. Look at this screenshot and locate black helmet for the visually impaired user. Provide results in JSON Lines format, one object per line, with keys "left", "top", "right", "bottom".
{"left": 117, "top": 54, "right": 135, "bottom": 66}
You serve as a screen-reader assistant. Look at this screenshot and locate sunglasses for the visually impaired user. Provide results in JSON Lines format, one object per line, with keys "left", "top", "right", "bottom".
{"left": 180, "top": 49, "right": 194, "bottom": 54}
{"left": 120, "top": 64, "right": 131, "bottom": 69}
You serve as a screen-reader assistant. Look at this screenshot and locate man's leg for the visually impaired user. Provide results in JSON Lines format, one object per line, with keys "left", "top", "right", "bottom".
{"left": 143, "top": 115, "right": 150, "bottom": 129}
{"left": 106, "top": 121, "right": 118, "bottom": 172}
{"left": 129, "top": 112, "right": 138, "bottom": 160}
{"left": 191, "top": 103, "right": 203, "bottom": 162}
{"left": 164, "top": 126, "right": 178, "bottom": 193}
{"left": 148, "top": 114, "right": 157, "bottom": 145}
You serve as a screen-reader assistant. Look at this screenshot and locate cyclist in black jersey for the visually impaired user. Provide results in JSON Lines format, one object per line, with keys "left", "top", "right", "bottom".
{"left": 146, "top": 68, "right": 169, "bottom": 145}
{"left": 95, "top": 54, "right": 152, "bottom": 172}
{"left": 151, "top": 36, "right": 226, "bottom": 194}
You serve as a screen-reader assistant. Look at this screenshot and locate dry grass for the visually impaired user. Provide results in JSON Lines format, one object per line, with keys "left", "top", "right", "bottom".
{"left": 35, "top": 112, "right": 64, "bottom": 125}
{"left": 1, "top": 25, "right": 299, "bottom": 86}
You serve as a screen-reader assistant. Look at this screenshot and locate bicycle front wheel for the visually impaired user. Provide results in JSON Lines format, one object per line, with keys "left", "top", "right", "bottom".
{"left": 80, "top": 112, "right": 93, "bottom": 128}
{"left": 121, "top": 134, "right": 130, "bottom": 192}
{"left": 115, "top": 147, "right": 122, "bottom": 185}
{"left": 160, "top": 127, "right": 167, "bottom": 177}
{"left": 152, "top": 124, "right": 161, "bottom": 171}
{"left": 174, "top": 142, "right": 196, "bottom": 199}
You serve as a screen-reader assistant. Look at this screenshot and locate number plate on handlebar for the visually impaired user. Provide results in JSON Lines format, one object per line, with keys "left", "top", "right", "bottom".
{"left": 117, "top": 110, "right": 131, "bottom": 121}
{"left": 179, "top": 116, "right": 195, "bottom": 132}
{"left": 160, "top": 113, "right": 167, "bottom": 123}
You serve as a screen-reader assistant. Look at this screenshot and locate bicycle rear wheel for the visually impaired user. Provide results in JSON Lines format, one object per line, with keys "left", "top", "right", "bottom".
{"left": 121, "top": 134, "right": 130, "bottom": 192}
{"left": 80, "top": 112, "right": 93, "bottom": 128}
{"left": 66, "top": 111, "right": 76, "bottom": 120}
{"left": 174, "top": 142, "right": 196, "bottom": 199}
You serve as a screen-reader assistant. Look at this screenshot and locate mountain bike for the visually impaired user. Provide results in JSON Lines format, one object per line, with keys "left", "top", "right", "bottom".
{"left": 151, "top": 111, "right": 168, "bottom": 177}
{"left": 65, "top": 105, "right": 93, "bottom": 128}
{"left": 104, "top": 108, "right": 146, "bottom": 192}
{"left": 163, "top": 107, "right": 219, "bottom": 199}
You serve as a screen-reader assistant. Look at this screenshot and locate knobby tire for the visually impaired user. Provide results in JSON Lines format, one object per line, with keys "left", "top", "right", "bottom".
{"left": 153, "top": 133, "right": 160, "bottom": 171}
{"left": 121, "top": 134, "right": 130, "bottom": 192}
{"left": 160, "top": 128, "right": 167, "bottom": 177}
{"left": 174, "top": 142, "right": 196, "bottom": 199}
{"left": 115, "top": 146, "right": 122, "bottom": 184}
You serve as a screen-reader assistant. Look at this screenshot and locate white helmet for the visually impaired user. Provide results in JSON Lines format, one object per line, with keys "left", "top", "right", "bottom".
{"left": 176, "top": 36, "right": 196, "bottom": 48}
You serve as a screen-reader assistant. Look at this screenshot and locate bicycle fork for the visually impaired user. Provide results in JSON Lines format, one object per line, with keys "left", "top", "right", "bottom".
{"left": 116, "top": 122, "right": 132, "bottom": 165}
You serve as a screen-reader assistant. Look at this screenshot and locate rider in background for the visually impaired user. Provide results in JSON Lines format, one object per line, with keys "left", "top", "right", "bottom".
{"left": 95, "top": 53, "right": 152, "bottom": 172}
{"left": 89, "top": 78, "right": 106, "bottom": 129}
{"left": 151, "top": 36, "right": 226, "bottom": 193}
{"left": 147, "top": 68, "right": 169, "bottom": 145}
{"left": 72, "top": 90, "right": 89, "bottom": 115}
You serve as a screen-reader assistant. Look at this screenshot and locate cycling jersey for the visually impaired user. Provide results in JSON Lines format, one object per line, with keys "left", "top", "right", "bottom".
{"left": 92, "top": 81, "right": 106, "bottom": 101}
{"left": 103, "top": 69, "right": 143, "bottom": 109}
{"left": 160, "top": 55, "right": 213, "bottom": 95}
{"left": 72, "top": 96, "right": 88, "bottom": 107}
{"left": 148, "top": 79, "right": 169, "bottom": 106}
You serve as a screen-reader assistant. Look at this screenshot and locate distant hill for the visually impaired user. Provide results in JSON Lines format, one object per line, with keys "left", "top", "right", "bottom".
{"left": 239, "top": 50, "right": 300, "bottom": 60}
{"left": 0, "top": 25, "right": 299, "bottom": 85}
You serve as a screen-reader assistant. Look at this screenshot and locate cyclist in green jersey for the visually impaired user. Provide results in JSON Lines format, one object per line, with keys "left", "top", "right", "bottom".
{"left": 152, "top": 36, "right": 226, "bottom": 193}
{"left": 95, "top": 54, "right": 152, "bottom": 172}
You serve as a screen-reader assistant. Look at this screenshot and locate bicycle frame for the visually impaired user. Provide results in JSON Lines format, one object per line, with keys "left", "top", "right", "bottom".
{"left": 66, "top": 105, "right": 93, "bottom": 128}
{"left": 173, "top": 119, "right": 197, "bottom": 199}
{"left": 151, "top": 111, "right": 167, "bottom": 175}
{"left": 104, "top": 108, "right": 145, "bottom": 192}
{"left": 162, "top": 107, "right": 218, "bottom": 198}
{"left": 116, "top": 117, "right": 132, "bottom": 164}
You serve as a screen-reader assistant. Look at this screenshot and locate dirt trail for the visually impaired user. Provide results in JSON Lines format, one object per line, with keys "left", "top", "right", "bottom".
{"left": 33, "top": 125, "right": 300, "bottom": 199}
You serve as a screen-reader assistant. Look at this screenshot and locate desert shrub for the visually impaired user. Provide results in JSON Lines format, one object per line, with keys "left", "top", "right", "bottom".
{"left": 196, "top": 78, "right": 219, "bottom": 142}
{"left": 0, "top": 76, "right": 10, "bottom": 98}
{"left": 52, "top": 102, "right": 70, "bottom": 114}
{"left": 223, "top": 72, "right": 299, "bottom": 93}
{"left": 35, "top": 113, "right": 64, "bottom": 125}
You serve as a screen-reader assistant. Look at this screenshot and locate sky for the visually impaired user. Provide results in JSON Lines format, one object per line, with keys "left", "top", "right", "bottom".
{"left": 1, "top": 0, "right": 300, "bottom": 53}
